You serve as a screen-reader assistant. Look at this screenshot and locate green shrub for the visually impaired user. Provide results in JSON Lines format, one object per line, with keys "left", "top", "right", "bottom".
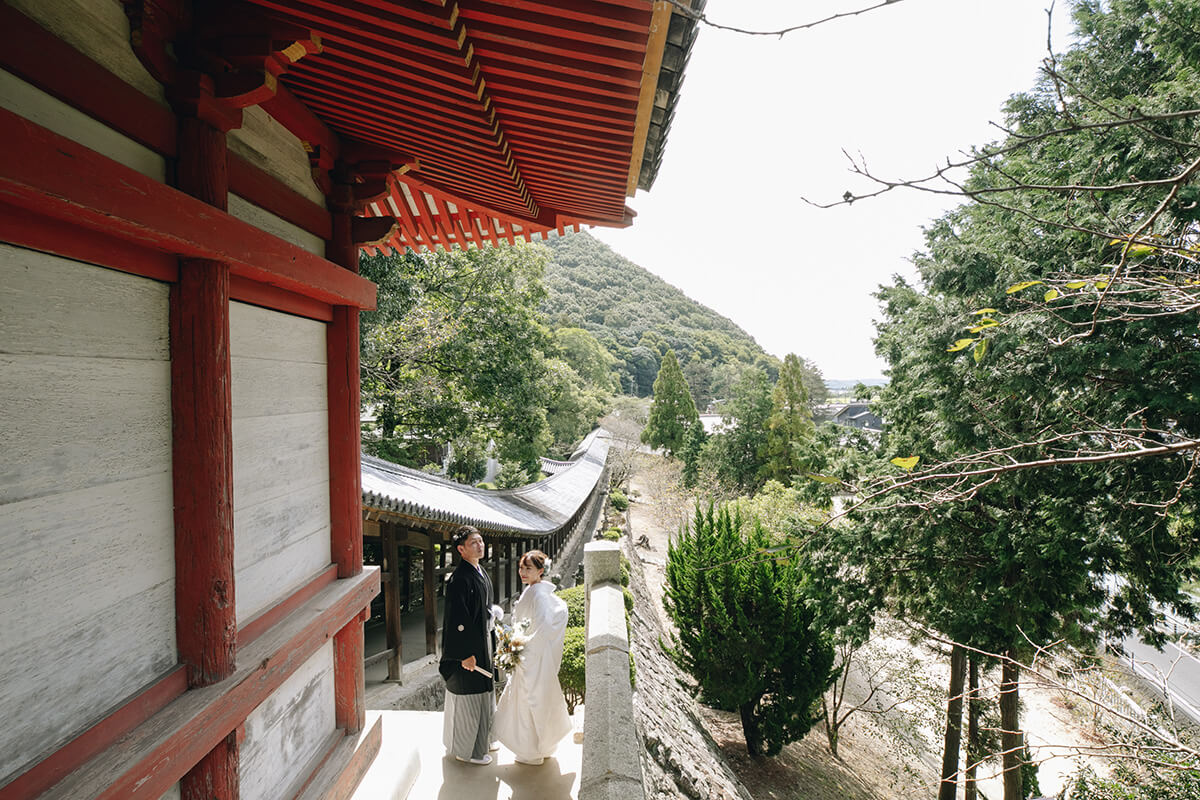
{"left": 557, "top": 584, "right": 586, "bottom": 627}
{"left": 601, "top": 527, "right": 621, "bottom": 542}
{"left": 609, "top": 488, "right": 629, "bottom": 511}
{"left": 475, "top": 481, "right": 497, "bottom": 490}
{"left": 559, "top": 626, "right": 586, "bottom": 714}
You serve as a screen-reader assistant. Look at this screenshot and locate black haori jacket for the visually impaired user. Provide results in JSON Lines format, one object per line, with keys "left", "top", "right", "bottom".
{"left": 439, "top": 558, "right": 495, "bottom": 695}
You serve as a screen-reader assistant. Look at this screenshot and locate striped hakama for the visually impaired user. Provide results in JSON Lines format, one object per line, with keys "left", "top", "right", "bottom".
{"left": 443, "top": 689, "right": 495, "bottom": 760}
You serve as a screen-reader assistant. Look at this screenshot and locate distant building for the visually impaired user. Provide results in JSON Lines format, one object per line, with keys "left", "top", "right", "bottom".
{"left": 816, "top": 402, "right": 885, "bottom": 433}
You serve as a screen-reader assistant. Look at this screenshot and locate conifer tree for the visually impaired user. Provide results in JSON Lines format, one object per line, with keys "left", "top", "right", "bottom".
{"left": 665, "top": 503, "right": 835, "bottom": 757}
{"left": 641, "top": 349, "right": 699, "bottom": 458}
{"left": 764, "top": 353, "right": 815, "bottom": 484}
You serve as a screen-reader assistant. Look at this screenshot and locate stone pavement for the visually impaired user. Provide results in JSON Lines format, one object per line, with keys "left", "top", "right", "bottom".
{"left": 352, "top": 709, "right": 582, "bottom": 800}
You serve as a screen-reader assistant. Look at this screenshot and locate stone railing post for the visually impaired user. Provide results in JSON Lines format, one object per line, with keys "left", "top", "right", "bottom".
{"left": 580, "top": 541, "right": 644, "bottom": 800}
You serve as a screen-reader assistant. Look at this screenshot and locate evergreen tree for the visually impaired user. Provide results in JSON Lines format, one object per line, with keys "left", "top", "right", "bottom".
{"left": 707, "top": 367, "right": 773, "bottom": 491}
{"left": 841, "top": 3, "right": 1200, "bottom": 794}
{"left": 665, "top": 503, "right": 835, "bottom": 757}
{"left": 764, "top": 353, "right": 815, "bottom": 484}
{"left": 641, "top": 349, "right": 699, "bottom": 457}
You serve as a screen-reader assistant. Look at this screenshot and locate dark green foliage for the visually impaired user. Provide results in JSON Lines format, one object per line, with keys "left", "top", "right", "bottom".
{"left": 642, "top": 350, "right": 700, "bottom": 457}
{"left": 664, "top": 503, "right": 836, "bottom": 757}
{"left": 764, "top": 353, "right": 816, "bottom": 485}
{"left": 844, "top": 2, "right": 1200, "bottom": 792}
{"left": 1066, "top": 763, "right": 1200, "bottom": 799}
{"left": 557, "top": 584, "right": 585, "bottom": 627}
{"left": 542, "top": 233, "right": 828, "bottom": 403}
{"left": 703, "top": 368, "right": 773, "bottom": 492}
{"left": 680, "top": 420, "right": 707, "bottom": 488}
{"left": 608, "top": 488, "right": 629, "bottom": 511}
{"left": 559, "top": 626, "right": 586, "bottom": 714}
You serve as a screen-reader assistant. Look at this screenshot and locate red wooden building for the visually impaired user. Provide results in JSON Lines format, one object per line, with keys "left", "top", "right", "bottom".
{"left": 0, "top": 1, "right": 697, "bottom": 798}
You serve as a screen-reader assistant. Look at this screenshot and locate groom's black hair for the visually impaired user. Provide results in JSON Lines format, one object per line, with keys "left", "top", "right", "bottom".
{"left": 451, "top": 525, "right": 480, "bottom": 549}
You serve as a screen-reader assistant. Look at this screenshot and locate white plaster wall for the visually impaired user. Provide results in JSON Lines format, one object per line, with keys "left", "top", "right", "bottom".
{"left": 0, "top": 246, "right": 175, "bottom": 784}
{"left": 7, "top": 0, "right": 167, "bottom": 103}
{"left": 239, "top": 641, "right": 336, "bottom": 800}
{"left": 228, "top": 194, "right": 325, "bottom": 256}
{"left": 0, "top": 68, "right": 166, "bottom": 181}
{"left": 159, "top": 784, "right": 181, "bottom": 800}
{"left": 231, "top": 302, "right": 331, "bottom": 624}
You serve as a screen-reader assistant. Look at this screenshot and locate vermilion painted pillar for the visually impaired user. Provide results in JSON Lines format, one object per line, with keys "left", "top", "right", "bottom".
{"left": 328, "top": 164, "right": 366, "bottom": 733}
{"left": 171, "top": 77, "right": 240, "bottom": 800}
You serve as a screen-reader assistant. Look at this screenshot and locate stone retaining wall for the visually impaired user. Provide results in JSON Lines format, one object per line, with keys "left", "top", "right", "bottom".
{"left": 624, "top": 536, "right": 752, "bottom": 800}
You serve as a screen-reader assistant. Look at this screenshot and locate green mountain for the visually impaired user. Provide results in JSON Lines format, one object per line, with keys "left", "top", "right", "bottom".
{"left": 541, "top": 232, "right": 826, "bottom": 407}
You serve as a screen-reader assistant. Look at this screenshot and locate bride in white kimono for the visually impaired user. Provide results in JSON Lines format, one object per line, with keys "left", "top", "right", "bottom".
{"left": 493, "top": 550, "right": 572, "bottom": 765}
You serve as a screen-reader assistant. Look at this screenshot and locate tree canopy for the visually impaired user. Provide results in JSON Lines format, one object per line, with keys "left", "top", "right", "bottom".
{"left": 641, "top": 349, "right": 700, "bottom": 457}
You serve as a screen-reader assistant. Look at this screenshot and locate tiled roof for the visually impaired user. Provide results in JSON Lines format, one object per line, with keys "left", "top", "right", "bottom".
{"left": 362, "top": 429, "right": 608, "bottom": 536}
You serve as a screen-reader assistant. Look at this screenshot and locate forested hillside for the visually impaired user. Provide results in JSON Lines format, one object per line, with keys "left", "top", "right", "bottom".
{"left": 542, "top": 232, "right": 826, "bottom": 407}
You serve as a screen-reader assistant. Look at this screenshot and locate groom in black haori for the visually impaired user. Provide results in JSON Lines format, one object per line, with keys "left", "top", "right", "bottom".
{"left": 440, "top": 525, "right": 499, "bottom": 764}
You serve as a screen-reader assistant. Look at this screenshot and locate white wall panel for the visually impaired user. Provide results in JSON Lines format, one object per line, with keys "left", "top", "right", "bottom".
{"left": 228, "top": 194, "right": 325, "bottom": 256}
{"left": 0, "top": 250, "right": 174, "bottom": 784}
{"left": 231, "top": 302, "right": 331, "bottom": 623}
{"left": 239, "top": 642, "right": 336, "bottom": 800}
{"left": 0, "top": 70, "right": 166, "bottom": 181}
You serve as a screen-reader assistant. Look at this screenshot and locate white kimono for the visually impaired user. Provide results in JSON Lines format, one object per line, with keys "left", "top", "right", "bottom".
{"left": 492, "top": 580, "right": 572, "bottom": 761}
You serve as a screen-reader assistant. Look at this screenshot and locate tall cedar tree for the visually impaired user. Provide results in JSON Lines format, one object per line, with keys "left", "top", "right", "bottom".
{"left": 641, "top": 349, "right": 699, "bottom": 457}
{"left": 765, "top": 353, "right": 816, "bottom": 485}
{"left": 844, "top": 2, "right": 1200, "bottom": 796}
{"left": 665, "top": 503, "right": 835, "bottom": 757}
{"left": 709, "top": 367, "right": 774, "bottom": 491}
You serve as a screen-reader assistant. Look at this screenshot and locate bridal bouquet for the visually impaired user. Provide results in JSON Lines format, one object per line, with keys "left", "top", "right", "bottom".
{"left": 495, "top": 618, "right": 530, "bottom": 671}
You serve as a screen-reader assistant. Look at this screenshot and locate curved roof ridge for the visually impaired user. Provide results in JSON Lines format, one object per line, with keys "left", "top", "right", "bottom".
{"left": 361, "top": 429, "right": 609, "bottom": 536}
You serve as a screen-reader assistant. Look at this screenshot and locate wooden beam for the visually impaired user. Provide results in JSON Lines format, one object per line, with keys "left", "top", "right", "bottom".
{"left": 228, "top": 153, "right": 332, "bottom": 240}
{"left": 0, "top": 108, "right": 376, "bottom": 309}
{"left": 293, "top": 717, "right": 382, "bottom": 800}
{"left": 0, "top": 3, "right": 177, "bottom": 156}
{"left": 626, "top": 1, "right": 673, "bottom": 195}
{"left": 238, "top": 565, "right": 338, "bottom": 646}
{"left": 37, "top": 569, "right": 379, "bottom": 800}
{"left": 0, "top": 667, "right": 187, "bottom": 800}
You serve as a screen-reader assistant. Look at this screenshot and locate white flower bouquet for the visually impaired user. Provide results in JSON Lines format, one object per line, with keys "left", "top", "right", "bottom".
{"left": 495, "top": 618, "right": 530, "bottom": 672}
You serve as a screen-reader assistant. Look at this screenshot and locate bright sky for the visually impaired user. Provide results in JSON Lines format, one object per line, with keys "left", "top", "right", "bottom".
{"left": 591, "top": 0, "right": 1075, "bottom": 381}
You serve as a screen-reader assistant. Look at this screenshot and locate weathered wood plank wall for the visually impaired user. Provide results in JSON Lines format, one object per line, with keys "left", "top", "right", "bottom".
{"left": 0, "top": 247, "right": 176, "bottom": 783}
{"left": 238, "top": 642, "right": 336, "bottom": 800}
{"left": 231, "top": 302, "right": 332, "bottom": 624}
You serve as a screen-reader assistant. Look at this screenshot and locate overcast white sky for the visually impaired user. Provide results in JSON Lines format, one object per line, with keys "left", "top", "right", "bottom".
{"left": 591, "top": 0, "right": 1075, "bottom": 381}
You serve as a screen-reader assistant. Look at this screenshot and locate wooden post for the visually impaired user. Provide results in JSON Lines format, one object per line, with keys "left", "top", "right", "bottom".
{"left": 423, "top": 544, "right": 436, "bottom": 655}
{"left": 503, "top": 540, "right": 513, "bottom": 606}
{"left": 171, "top": 73, "right": 240, "bottom": 800}
{"left": 402, "top": 547, "right": 412, "bottom": 610}
{"left": 327, "top": 159, "right": 365, "bottom": 732}
{"left": 335, "top": 611, "right": 367, "bottom": 732}
{"left": 490, "top": 539, "right": 501, "bottom": 606}
{"left": 382, "top": 523, "right": 403, "bottom": 681}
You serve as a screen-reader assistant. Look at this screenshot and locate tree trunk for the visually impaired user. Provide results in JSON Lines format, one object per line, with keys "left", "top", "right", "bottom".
{"left": 1000, "top": 654, "right": 1022, "bottom": 800}
{"left": 965, "top": 655, "right": 980, "bottom": 800}
{"left": 739, "top": 700, "right": 762, "bottom": 757}
{"left": 938, "top": 644, "right": 967, "bottom": 800}
{"left": 822, "top": 696, "right": 839, "bottom": 758}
